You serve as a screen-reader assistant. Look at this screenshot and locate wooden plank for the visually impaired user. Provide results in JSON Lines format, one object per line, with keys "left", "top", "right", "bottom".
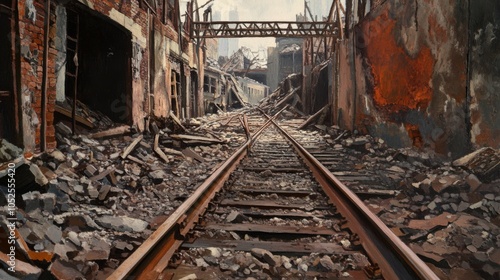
{"left": 298, "top": 104, "right": 329, "bottom": 129}
{"left": 89, "top": 125, "right": 130, "bottom": 139}
{"left": 154, "top": 134, "right": 170, "bottom": 163}
{"left": 127, "top": 155, "right": 146, "bottom": 165}
{"left": 163, "top": 147, "right": 184, "bottom": 156}
{"left": 169, "top": 111, "right": 187, "bottom": 132}
{"left": 182, "top": 239, "right": 351, "bottom": 254}
{"left": 241, "top": 167, "right": 304, "bottom": 173}
{"left": 121, "top": 135, "right": 144, "bottom": 159}
{"left": 89, "top": 168, "right": 113, "bottom": 181}
{"left": 234, "top": 188, "right": 312, "bottom": 197}
{"left": 213, "top": 210, "right": 338, "bottom": 219}
{"left": 220, "top": 199, "right": 329, "bottom": 210}
{"left": 275, "top": 86, "right": 301, "bottom": 109}
{"left": 54, "top": 104, "right": 95, "bottom": 129}
{"left": 202, "top": 223, "right": 341, "bottom": 236}
{"left": 170, "top": 134, "right": 223, "bottom": 144}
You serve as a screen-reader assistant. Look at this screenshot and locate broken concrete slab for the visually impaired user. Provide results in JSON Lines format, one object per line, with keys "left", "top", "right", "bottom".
{"left": 226, "top": 210, "right": 250, "bottom": 223}
{"left": 30, "top": 164, "right": 49, "bottom": 186}
{"left": 74, "top": 238, "right": 110, "bottom": 261}
{"left": 22, "top": 191, "right": 41, "bottom": 213}
{"left": 95, "top": 215, "right": 149, "bottom": 232}
{"left": 45, "top": 225, "right": 63, "bottom": 244}
{"left": 41, "top": 193, "right": 57, "bottom": 212}
{"left": 90, "top": 125, "right": 131, "bottom": 139}
{"left": 0, "top": 251, "right": 42, "bottom": 278}
{"left": 49, "top": 259, "right": 85, "bottom": 279}
{"left": 0, "top": 139, "right": 23, "bottom": 162}
{"left": 407, "top": 212, "right": 458, "bottom": 231}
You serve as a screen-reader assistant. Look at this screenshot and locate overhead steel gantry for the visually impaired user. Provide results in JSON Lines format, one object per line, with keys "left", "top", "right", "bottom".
{"left": 192, "top": 21, "right": 339, "bottom": 38}
{"left": 185, "top": 0, "right": 343, "bottom": 40}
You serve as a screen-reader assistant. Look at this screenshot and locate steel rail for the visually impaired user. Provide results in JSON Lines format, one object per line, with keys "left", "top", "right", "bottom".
{"left": 270, "top": 118, "right": 439, "bottom": 280}
{"left": 107, "top": 108, "right": 287, "bottom": 280}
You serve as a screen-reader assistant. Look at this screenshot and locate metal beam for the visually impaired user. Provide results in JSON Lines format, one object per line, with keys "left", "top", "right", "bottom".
{"left": 192, "top": 21, "right": 338, "bottom": 38}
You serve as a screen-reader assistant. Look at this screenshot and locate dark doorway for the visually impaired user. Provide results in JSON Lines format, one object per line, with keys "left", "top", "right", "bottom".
{"left": 66, "top": 5, "right": 132, "bottom": 124}
{"left": 0, "top": 1, "right": 17, "bottom": 144}
{"left": 190, "top": 71, "right": 198, "bottom": 117}
{"left": 312, "top": 66, "right": 329, "bottom": 113}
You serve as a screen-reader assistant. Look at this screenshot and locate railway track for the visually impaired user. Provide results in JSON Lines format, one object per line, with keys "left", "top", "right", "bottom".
{"left": 108, "top": 111, "right": 438, "bottom": 280}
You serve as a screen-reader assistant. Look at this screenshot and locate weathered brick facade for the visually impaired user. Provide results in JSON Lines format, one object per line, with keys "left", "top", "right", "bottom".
{"left": 10, "top": 0, "right": 204, "bottom": 153}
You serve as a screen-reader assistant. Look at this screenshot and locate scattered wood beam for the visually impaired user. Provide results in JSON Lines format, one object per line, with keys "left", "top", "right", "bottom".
{"left": 298, "top": 104, "right": 330, "bottom": 129}
{"left": 121, "top": 135, "right": 144, "bottom": 159}
{"left": 169, "top": 111, "right": 187, "bottom": 132}
{"left": 55, "top": 105, "right": 95, "bottom": 129}
{"left": 154, "top": 134, "right": 170, "bottom": 163}
{"left": 89, "top": 125, "right": 130, "bottom": 139}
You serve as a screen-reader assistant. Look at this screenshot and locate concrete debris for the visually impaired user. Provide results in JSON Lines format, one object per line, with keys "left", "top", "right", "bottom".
{"left": 0, "top": 109, "right": 248, "bottom": 277}
{"left": 292, "top": 119, "right": 500, "bottom": 278}
{"left": 3, "top": 108, "right": 499, "bottom": 278}
{"left": 226, "top": 210, "right": 250, "bottom": 223}
{"left": 0, "top": 252, "right": 42, "bottom": 278}
{"left": 0, "top": 138, "right": 23, "bottom": 162}
{"left": 95, "top": 216, "right": 149, "bottom": 233}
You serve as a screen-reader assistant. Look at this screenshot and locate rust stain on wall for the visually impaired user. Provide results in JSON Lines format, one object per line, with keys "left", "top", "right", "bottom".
{"left": 404, "top": 123, "right": 423, "bottom": 148}
{"left": 362, "top": 15, "right": 435, "bottom": 113}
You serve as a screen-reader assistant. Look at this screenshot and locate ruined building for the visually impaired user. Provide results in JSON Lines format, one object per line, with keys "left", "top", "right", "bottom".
{"left": 301, "top": 0, "right": 500, "bottom": 158}
{"left": 0, "top": 0, "right": 205, "bottom": 153}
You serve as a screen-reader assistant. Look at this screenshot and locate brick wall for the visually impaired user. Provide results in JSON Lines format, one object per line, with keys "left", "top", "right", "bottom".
{"left": 17, "top": 0, "right": 57, "bottom": 151}
{"left": 15, "top": 0, "right": 199, "bottom": 152}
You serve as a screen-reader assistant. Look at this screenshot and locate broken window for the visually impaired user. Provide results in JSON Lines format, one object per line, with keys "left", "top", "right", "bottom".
{"left": 204, "top": 75, "right": 210, "bottom": 92}
{"left": 210, "top": 77, "right": 217, "bottom": 94}
{"left": 203, "top": 75, "right": 217, "bottom": 94}
{"left": 166, "top": 0, "right": 178, "bottom": 26}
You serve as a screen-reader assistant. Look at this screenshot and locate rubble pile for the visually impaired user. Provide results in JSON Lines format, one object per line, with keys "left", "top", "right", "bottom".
{"left": 0, "top": 111, "right": 247, "bottom": 279}
{"left": 177, "top": 247, "right": 369, "bottom": 279}
{"left": 258, "top": 73, "right": 303, "bottom": 116}
{"left": 308, "top": 124, "right": 500, "bottom": 279}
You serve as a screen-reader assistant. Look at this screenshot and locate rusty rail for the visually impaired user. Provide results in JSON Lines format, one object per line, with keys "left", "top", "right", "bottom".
{"left": 107, "top": 108, "right": 287, "bottom": 280}
{"left": 270, "top": 118, "right": 439, "bottom": 280}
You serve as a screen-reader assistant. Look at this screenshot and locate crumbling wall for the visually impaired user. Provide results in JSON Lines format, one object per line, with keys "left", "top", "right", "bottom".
{"left": 153, "top": 29, "right": 170, "bottom": 118}
{"left": 17, "top": 0, "right": 57, "bottom": 151}
{"left": 469, "top": 1, "right": 500, "bottom": 148}
{"left": 14, "top": 0, "right": 202, "bottom": 152}
{"left": 337, "top": 0, "right": 471, "bottom": 158}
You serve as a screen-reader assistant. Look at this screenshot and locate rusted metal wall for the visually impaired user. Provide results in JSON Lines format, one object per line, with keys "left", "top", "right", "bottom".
{"left": 337, "top": 0, "right": 476, "bottom": 158}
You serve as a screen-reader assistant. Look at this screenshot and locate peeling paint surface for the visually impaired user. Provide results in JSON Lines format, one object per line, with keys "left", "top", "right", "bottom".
{"left": 363, "top": 16, "right": 434, "bottom": 112}
{"left": 336, "top": 0, "right": 471, "bottom": 158}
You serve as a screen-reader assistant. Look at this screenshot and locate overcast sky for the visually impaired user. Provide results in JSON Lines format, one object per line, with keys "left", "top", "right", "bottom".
{"left": 181, "top": 0, "right": 336, "bottom": 51}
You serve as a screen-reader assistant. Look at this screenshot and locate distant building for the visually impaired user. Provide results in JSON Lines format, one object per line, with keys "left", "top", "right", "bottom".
{"left": 266, "top": 38, "right": 303, "bottom": 92}
{"left": 237, "top": 77, "right": 270, "bottom": 105}
{"left": 218, "top": 8, "right": 239, "bottom": 58}
{"left": 307, "top": 0, "right": 334, "bottom": 21}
